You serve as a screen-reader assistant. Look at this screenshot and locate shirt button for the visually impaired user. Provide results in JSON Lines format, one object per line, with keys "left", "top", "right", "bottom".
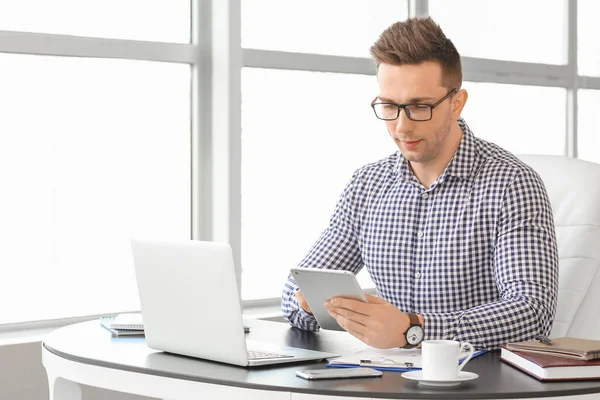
{"left": 415, "top": 272, "right": 422, "bottom": 279}
{"left": 421, "top": 193, "right": 429, "bottom": 200}
{"left": 417, "top": 230, "right": 424, "bottom": 238}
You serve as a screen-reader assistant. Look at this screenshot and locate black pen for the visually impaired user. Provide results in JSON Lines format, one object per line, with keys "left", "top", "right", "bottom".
{"left": 535, "top": 334, "right": 553, "bottom": 346}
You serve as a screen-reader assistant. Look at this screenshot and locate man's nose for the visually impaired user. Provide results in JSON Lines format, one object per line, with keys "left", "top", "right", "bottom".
{"left": 392, "top": 108, "right": 415, "bottom": 137}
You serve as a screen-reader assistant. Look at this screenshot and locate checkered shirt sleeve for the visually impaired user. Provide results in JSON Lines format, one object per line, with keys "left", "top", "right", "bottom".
{"left": 422, "top": 168, "right": 559, "bottom": 349}
{"left": 281, "top": 172, "right": 364, "bottom": 331}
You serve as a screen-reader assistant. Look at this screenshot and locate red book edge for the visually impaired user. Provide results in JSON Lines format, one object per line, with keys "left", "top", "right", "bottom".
{"left": 499, "top": 345, "right": 600, "bottom": 382}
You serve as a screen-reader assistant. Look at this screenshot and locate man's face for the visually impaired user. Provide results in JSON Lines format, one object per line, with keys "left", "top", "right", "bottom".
{"left": 376, "top": 62, "right": 457, "bottom": 165}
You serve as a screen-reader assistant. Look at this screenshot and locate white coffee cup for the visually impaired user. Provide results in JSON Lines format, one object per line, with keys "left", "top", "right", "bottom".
{"left": 421, "top": 340, "right": 475, "bottom": 380}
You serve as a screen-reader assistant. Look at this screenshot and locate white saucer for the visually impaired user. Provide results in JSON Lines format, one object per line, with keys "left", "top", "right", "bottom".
{"left": 401, "top": 371, "right": 479, "bottom": 387}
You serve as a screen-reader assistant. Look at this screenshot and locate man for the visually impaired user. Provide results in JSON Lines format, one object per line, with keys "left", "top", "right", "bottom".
{"left": 281, "top": 17, "right": 559, "bottom": 350}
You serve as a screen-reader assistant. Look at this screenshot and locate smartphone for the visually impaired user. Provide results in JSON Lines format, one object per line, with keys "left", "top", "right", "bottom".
{"left": 290, "top": 268, "right": 367, "bottom": 331}
{"left": 296, "top": 368, "right": 382, "bottom": 380}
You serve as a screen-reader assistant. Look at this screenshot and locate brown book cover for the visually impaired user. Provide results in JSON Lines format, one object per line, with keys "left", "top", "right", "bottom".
{"left": 500, "top": 345, "right": 600, "bottom": 381}
{"left": 506, "top": 337, "right": 600, "bottom": 361}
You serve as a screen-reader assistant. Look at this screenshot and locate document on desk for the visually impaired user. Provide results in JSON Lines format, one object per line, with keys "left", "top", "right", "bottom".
{"left": 327, "top": 346, "right": 486, "bottom": 372}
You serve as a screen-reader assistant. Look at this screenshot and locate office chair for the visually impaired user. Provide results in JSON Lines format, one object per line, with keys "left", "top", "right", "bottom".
{"left": 518, "top": 155, "right": 600, "bottom": 340}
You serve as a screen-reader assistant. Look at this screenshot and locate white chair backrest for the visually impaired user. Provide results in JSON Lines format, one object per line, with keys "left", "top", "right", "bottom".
{"left": 518, "top": 155, "right": 600, "bottom": 339}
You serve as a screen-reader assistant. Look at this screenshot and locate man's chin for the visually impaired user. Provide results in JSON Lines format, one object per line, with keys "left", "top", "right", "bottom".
{"left": 399, "top": 150, "right": 427, "bottom": 163}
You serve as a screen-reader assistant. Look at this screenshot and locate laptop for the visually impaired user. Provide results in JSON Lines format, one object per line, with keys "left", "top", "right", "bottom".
{"left": 130, "top": 238, "right": 339, "bottom": 367}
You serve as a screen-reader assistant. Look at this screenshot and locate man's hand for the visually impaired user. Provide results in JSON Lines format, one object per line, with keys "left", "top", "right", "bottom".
{"left": 295, "top": 290, "right": 312, "bottom": 314}
{"left": 325, "top": 294, "right": 411, "bottom": 348}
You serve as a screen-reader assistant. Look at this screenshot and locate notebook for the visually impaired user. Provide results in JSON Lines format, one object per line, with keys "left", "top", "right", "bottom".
{"left": 99, "top": 314, "right": 144, "bottom": 337}
{"left": 506, "top": 337, "right": 600, "bottom": 361}
{"left": 500, "top": 345, "right": 600, "bottom": 381}
{"left": 101, "top": 313, "right": 144, "bottom": 330}
{"left": 130, "top": 238, "right": 339, "bottom": 367}
{"left": 99, "top": 313, "right": 250, "bottom": 336}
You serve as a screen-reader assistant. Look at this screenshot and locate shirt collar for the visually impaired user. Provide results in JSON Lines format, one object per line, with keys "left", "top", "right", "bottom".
{"left": 397, "top": 151, "right": 415, "bottom": 184}
{"left": 444, "top": 118, "right": 479, "bottom": 181}
{"left": 396, "top": 118, "right": 480, "bottom": 183}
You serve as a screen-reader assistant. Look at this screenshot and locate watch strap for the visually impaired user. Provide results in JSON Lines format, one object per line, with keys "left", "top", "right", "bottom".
{"left": 407, "top": 312, "right": 420, "bottom": 327}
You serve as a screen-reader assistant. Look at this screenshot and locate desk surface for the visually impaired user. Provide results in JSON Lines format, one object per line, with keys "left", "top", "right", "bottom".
{"left": 43, "top": 319, "right": 600, "bottom": 399}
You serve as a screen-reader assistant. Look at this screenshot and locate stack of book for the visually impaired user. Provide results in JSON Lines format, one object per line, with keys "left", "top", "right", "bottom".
{"left": 99, "top": 313, "right": 144, "bottom": 336}
{"left": 500, "top": 337, "right": 600, "bottom": 381}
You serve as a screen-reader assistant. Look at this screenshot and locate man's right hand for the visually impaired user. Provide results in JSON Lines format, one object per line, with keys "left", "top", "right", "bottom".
{"left": 295, "top": 290, "right": 312, "bottom": 314}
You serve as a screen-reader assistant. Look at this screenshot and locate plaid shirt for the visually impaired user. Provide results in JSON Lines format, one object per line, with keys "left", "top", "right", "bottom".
{"left": 282, "top": 118, "right": 559, "bottom": 350}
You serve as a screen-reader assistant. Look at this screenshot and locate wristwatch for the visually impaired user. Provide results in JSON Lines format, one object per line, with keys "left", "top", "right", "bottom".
{"left": 402, "top": 313, "right": 424, "bottom": 348}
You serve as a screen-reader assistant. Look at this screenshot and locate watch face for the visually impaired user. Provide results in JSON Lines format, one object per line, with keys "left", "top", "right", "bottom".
{"left": 406, "top": 326, "right": 424, "bottom": 345}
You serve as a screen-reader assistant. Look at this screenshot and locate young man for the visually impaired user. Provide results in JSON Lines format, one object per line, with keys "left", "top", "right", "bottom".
{"left": 281, "top": 17, "right": 559, "bottom": 350}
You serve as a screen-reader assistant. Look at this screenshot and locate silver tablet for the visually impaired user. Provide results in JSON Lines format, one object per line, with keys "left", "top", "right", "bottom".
{"left": 290, "top": 267, "right": 367, "bottom": 331}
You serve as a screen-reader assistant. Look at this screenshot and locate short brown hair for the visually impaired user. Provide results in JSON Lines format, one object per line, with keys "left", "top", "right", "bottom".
{"left": 370, "top": 17, "right": 462, "bottom": 89}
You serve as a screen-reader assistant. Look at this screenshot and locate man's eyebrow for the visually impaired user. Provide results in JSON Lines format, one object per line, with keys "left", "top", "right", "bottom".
{"left": 377, "top": 95, "right": 437, "bottom": 103}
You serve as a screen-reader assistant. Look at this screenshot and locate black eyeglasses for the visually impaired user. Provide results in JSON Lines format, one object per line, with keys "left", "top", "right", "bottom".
{"left": 371, "top": 88, "right": 458, "bottom": 122}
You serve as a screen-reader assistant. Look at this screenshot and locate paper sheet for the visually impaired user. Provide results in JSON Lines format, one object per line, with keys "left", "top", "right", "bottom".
{"left": 329, "top": 346, "right": 476, "bottom": 369}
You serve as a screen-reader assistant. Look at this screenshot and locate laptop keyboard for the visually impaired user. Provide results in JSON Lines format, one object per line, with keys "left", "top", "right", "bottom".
{"left": 247, "top": 349, "right": 293, "bottom": 360}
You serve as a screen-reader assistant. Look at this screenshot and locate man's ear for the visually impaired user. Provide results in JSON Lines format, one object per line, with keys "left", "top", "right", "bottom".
{"left": 451, "top": 89, "right": 468, "bottom": 120}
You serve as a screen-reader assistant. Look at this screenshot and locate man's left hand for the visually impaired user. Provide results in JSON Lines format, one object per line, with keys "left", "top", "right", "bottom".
{"left": 325, "top": 294, "right": 410, "bottom": 348}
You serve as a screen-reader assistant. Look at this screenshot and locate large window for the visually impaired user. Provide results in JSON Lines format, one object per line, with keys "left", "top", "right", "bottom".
{"left": 578, "top": 0, "right": 600, "bottom": 76}
{"left": 242, "top": 0, "right": 408, "bottom": 58}
{"left": 461, "top": 83, "right": 566, "bottom": 155}
{"left": 241, "top": 68, "right": 393, "bottom": 300}
{"left": 2, "top": 1, "right": 600, "bottom": 326}
{"left": 0, "top": 54, "right": 191, "bottom": 324}
{"left": 240, "top": 2, "right": 409, "bottom": 300}
{"left": 0, "top": 0, "right": 190, "bottom": 43}
{"left": 578, "top": 90, "right": 600, "bottom": 164}
{"left": 429, "top": 0, "right": 565, "bottom": 64}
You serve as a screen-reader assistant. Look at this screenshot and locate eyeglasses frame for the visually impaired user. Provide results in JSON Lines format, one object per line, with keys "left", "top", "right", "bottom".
{"left": 371, "top": 88, "right": 459, "bottom": 122}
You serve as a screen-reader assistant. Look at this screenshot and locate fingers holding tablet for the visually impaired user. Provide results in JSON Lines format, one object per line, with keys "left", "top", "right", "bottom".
{"left": 295, "top": 290, "right": 313, "bottom": 314}
{"left": 291, "top": 268, "right": 367, "bottom": 331}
